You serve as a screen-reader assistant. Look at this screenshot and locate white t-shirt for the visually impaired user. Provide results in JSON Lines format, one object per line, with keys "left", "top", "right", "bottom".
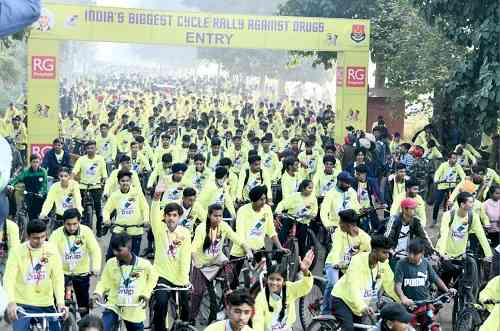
{"left": 396, "top": 224, "right": 410, "bottom": 254}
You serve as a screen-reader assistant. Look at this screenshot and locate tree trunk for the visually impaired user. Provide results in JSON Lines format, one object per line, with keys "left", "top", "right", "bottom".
{"left": 374, "top": 53, "right": 386, "bottom": 89}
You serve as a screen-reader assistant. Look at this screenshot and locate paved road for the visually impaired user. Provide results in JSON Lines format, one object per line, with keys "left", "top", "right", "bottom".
{"left": 1, "top": 205, "right": 457, "bottom": 330}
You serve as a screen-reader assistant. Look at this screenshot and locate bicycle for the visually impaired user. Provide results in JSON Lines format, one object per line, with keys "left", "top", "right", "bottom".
{"left": 147, "top": 284, "right": 196, "bottom": 331}
{"left": 15, "top": 190, "right": 44, "bottom": 240}
{"left": 275, "top": 213, "right": 321, "bottom": 281}
{"left": 197, "top": 258, "right": 243, "bottom": 326}
{"left": 94, "top": 300, "right": 145, "bottom": 331}
{"left": 14, "top": 306, "right": 67, "bottom": 331}
{"left": 454, "top": 299, "right": 500, "bottom": 331}
{"left": 298, "top": 276, "right": 326, "bottom": 330}
{"left": 64, "top": 272, "right": 95, "bottom": 329}
{"left": 408, "top": 293, "right": 452, "bottom": 331}
{"left": 307, "top": 312, "right": 381, "bottom": 331}
{"left": 358, "top": 206, "right": 389, "bottom": 235}
{"left": 80, "top": 183, "right": 97, "bottom": 230}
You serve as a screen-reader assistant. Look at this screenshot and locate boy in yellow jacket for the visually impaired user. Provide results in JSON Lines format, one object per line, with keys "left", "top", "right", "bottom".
{"left": 4, "top": 220, "right": 67, "bottom": 330}
{"left": 93, "top": 233, "right": 158, "bottom": 331}
{"left": 479, "top": 275, "right": 500, "bottom": 331}
{"left": 49, "top": 208, "right": 101, "bottom": 317}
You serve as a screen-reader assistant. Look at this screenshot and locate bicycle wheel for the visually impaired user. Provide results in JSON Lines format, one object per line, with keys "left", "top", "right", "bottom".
{"left": 452, "top": 293, "right": 464, "bottom": 329}
{"left": 299, "top": 277, "right": 325, "bottom": 330}
{"left": 306, "top": 318, "right": 340, "bottom": 331}
{"left": 282, "top": 239, "right": 300, "bottom": 281}
{"left": 306, "top": 229, "right": 322, "bottom": 270}
{"left": 454, "top": 307, "right": 481, "bottom": 331}
{"left": 173, "top": 322, "right": 197, "bottom": 331}
{"left": 84, "top": 204, "right": 93, "bottom": 230}
{"left": 16, "top": 211, "right": 28, "bottom": 241}
{"left": 62, "top": 312, "right": 78, "bottom": 331}
{"left": 198, "top": 282, "right": 219, "bottom": 326}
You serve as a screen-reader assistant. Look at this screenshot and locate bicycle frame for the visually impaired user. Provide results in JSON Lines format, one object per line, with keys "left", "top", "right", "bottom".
{"left": 16, "top": 307, "right": 64, "bottom": 331}
{"left": 149, "top": 284, "right": 192, "bottom": 330}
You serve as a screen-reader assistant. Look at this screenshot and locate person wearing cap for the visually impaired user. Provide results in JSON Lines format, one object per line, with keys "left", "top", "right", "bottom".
{"left": 374, "top": 303, "right": 412, "bottom": 331}
{"left": 320, "top": 171, "right": 360, "bottom": 230}
{"left": 229, "top": 185, "right": 288, "bottom": 289}
{"left": 158, "top": 163, "right": 188, "bottom": 203}
{"left": 394, "top": 239, "right": 455, "bottom": 330}
{"left": 389, "top": 178, "right": 427, "bottom": 226}
{"left": 321, "top": 209, "right": 371, "bottom": 315}
{"left": 384, "top": 198, "right": 433, "bottom": 263}
{"left": 199, "top": 166, "right": 236, "bottom": 220}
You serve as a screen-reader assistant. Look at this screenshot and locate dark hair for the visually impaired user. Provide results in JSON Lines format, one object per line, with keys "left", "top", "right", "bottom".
{"left": 29, "top": 154, "right": 40, "bottom": 162}
{"left": 371, "top": 235, "right": 392, "bottom": 250}
{"left": 354, "top": 148, "right": 366, "bottom": 156}
{"left": 407, "top": 239, "right": 425, "bottom": 255}
{"left": 183, "top": 187, "right": 197, "bottom": 198}
{"left": 130, "top": 141, "right": 138, "bottom": 147}
{"left": 194, "top": 153, "right": 206, "bottom": 162}
{"left": 283, "top": 156, "right": 297, "bottom": 171}
{"left": 396, "top": 163, "right": 406, "bottom": 170}
{"left": 135, "top": 136, "right": 145, "bottom": 144}
{"left": 323, "top": 154, "right": 336, "bottom": 165}
{"left": 85, "top": 140, "right": 96, "bottom": 147}
{"left": 457, "top": 192, "right": 473, "bottom": 206}
{"left": 110, "top": 232, "right": 130, "bottom": 251}
{"left": 57, "top": 166, "right": 71, "bottom": 175}
{"left": 448, "top": 151, "right": 458, "bottom": 159}
{"left": 264, "top": 264, "right": 287, "bottom": 322}
{"left": 355, "top": 164, "right": 368, "bottom": 174}
{"left": 117, "top": 170, "right": 132, "bottom": 181}
{"left": 298, "top": 179, "right": 312, "bottom": 193}
{"left": 119, "top": 155, "right": 131, "bottom": 163}
{"left": 161, "top": 153, "right": 173, "bottom": 163}
{"left": 202, "top": 204, "right": 224, "bottom": 251}
{"left": 248, "top": 154, "right": 261, "bottom": 165}
{"left": 405, "top": 178, "right": 419, "bottom": 190}
{"left": 219, "top": 157, "right": 233, "bottom": 167}
{"left": 78, "top": 314, "right": 103, "bottom": 331}
{"left": 27, "top": 219, "right": 47, "bottom": 235}
{"left": 225, "top": 288, "right": 255, "bottom": 307}
{"left": 63, "top": 208, "right": 81, "bottom": 221}
{"left": 338, "top": 209, "right": 359, "bottom": 224}
{"left": 53, "top": 138, "right": 62, "bottom": 145}
{"left": 164, "top": 202, "right": 183, "bottom": 216}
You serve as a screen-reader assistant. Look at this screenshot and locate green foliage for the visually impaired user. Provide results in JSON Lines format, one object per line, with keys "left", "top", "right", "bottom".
{"left": 0, "top": 38, "right": 26, "bottom": 109}
{"left": 412, "top": 0, "right": 500, "bottom": 135}
{"left": 279, "top": 0, "right": 464, "bottom": 104}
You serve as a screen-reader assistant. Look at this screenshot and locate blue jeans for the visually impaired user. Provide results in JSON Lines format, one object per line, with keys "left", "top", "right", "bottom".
{"left": 321, "top": 264, "right": 340, "bottom": 314}
{"left": 102, "top": 309, "right": 144, "bottom": 331}
{"left": 13, "top": 304, "right": 61, "bottom": 331}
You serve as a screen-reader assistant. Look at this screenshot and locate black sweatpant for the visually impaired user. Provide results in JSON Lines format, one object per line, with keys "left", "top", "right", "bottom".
{"left": 331, "top": 296, "right": 363, "bottom": 331}
{"left": 152, "top": 277, "right": 190, "bottom": 330}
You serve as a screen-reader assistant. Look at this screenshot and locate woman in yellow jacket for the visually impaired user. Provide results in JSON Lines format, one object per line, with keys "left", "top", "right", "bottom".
{"left": 253, "top": 249, "right": 315, "bottom": 331}
{"left": 479, "top": 275, "right": 500, "bottom": 331}
{"left": 275, "top": 179, "right": 318, "bottom": 259}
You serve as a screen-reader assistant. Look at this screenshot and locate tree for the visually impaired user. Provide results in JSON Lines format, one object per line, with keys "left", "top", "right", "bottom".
{"left": 412, "top": 0, "right": 500, "bottom": 139}
{"left": 279, "top": 0, "right": 464, "bottom": 105}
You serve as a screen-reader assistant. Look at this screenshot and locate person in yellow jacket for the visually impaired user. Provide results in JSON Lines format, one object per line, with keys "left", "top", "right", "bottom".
{"left": 226, "top": 135, "right": 248, "bottom": 176}
{"left": 448, "top": 179, "right": 490, "bottom": 226}
{"left": 230, "top": 185, "right": 289, "bottom": 289}
{"left": 183, "top": 153, "right": 212, "bottom": 193}
{"left": 40, "top": 167, "right": 83, "bottom": 227}
{"left": 298, "top": 140, "right": 320, "bottom": 180}
{"left": 129, "top": 141, "right": 151, "bottom": 176}
{"left": 204, "top": 289, "right": 255, "bottom": 331}
{"left": 478, "top": 275, "right": 500, "bottom": 331}
{"left": 4, "top": 220, "right": 68, "bottom": 329}
{"left": 150, "top": 192, "right": 192, "bottom": 330}
{"left": 0, "top": 217, "right": 20, "bottom": 279}
{"left": 389, "top": 178, "right": 427, "bottom": 226}
{"left": 103, "top": 155, "right": 142, "bottom": 198}
{"left": 253, "top": 250, "right": 315, "bottom": 331}
{"left": 92, "top": 233, "right": 158, "bottom": 331}
{"left": 96, "top": 123, "right": 117, "bottom": 173}
{"left": 72, "top": 140, "right": 108, "bottom": 237}
{"left": 313, "top": 155, "right": 339, "bottom": 201}
{"left": 275, "top": 179, "right": 318, "bottom": 259}
{"left": 280, "top": 157, "right": 301, "bottom": 201}
{"left": 190, "top": 204, "right": 251, "bottom": 321}
{"left": 432, "top": 152, "right": 466, "bottom": 226}
{"left": 236, "top": 154, "right": 271, "bottom": 204}
{"left": 48, "top": 208, "right": 101, "bottom": 317}
{"left": 331, "top": 236, "right": 399, "bottom": 331}
{"left": 103, "top": 170, "right": 149, "bottom": 260}
{"left": 199, "top": 167, "right": 236, "bottom": 220}
{"left": 320, "top": 171, "right": 360, "bottom": 230}
{"left": 322, "top": 209, "right": 371, "bottom": 314}
{"left": 147, "top": 153, "right": 172, "bottom": 192}
{"left": 167, "top": 187, "right": 207, "bottom": 235}
{"left": 436, "top": 191, "right": 492, "bottom": 285}
{"left": 260, "top": 134, "right": 281, "bottom": 182}
{"left": 158, "top": 163, "right": 188, "bottom": 204}
{"left": 153, "top": 134, "right": 182, "bottom": 165}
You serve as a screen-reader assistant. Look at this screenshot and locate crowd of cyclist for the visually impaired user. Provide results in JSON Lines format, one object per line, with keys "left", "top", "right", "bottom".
{"left": 0, "top": 74, "right": 499, "bottom": 331}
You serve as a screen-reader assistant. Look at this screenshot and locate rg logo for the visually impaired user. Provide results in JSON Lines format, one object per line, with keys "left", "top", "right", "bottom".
{"left": 346, "top": 67, "right": 366, "bottom": 87}
{"left": 32, "top": 56, "right": 56, "bottom": 79}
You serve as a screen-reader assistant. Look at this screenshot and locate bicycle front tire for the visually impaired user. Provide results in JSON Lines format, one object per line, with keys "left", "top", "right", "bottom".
{"left": 306, "top": 318, "right": 341, "bottom": 331}
{"left": 283, "top": 239, "right": 300, "bottom": 281}
{"left": 454, "top": 307, "right": 481, "bottom": 331}
{"left": 299, "top": 277, "right": 325, "bottom": 330}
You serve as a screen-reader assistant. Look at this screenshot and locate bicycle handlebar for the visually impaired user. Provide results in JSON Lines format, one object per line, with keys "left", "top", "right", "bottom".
{"left": 412, "top": 293, "right": 451, "bottom": 307}
{"left": 16, "top": 307, "right": 65, "bottom": 319}
{"left": 109, "top": 223, "right": 146, "bottom": 229}
{"left": 153, "top": 283, "right": 192, "bottom": 292}
{"left": 95, "top": 301, "right": 145, "bottom": 309}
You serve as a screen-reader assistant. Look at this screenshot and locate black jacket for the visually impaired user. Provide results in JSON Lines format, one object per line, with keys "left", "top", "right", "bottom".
{"left": 384, "top": 214, "right": 433, "bottom": 254}
{"left": 42, "top": 148, "right": 72, "bottom": 178}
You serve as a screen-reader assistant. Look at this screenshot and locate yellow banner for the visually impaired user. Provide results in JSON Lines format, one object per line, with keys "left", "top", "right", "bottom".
{"left": 31, "top": 3, "right": 369, "bottom": 52}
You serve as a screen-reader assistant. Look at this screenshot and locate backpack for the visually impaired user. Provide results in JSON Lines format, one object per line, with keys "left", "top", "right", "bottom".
{"left": 244, "top": 168, "right": 264, "bottom": 187}
{"left": 448, "top": 209, "right": 473, "bottom": 232}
